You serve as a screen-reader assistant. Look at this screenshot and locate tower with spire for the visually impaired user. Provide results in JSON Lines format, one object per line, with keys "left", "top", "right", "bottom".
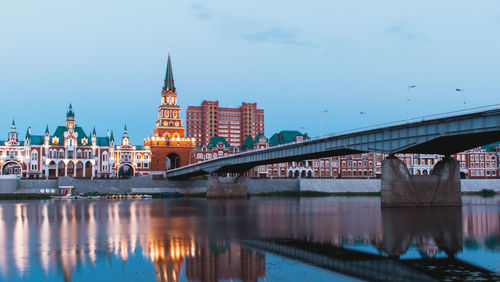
{"left": 66, "top": 103, "right": 75, "bottom": 129}
{"left": 145, "top": 50, "right": 195, "bottom": 173}
{"left": 153, "top": 51, "right": 186, "bottom": 139}
{"left": 121, "top": 125, "right": 130, "bottom": 146}
{"left": 8, "top": 119, "right": 18, "bottom": 142}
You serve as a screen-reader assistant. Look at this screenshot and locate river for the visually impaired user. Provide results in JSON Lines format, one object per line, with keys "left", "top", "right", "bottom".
{"left": 0, "top": 196, "right": 498, "bottom": 281}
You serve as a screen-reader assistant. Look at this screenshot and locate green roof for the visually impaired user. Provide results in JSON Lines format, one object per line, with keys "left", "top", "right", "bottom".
{"left": 96, "top": 137, "right": 110, "bottom": 146}
{"left": 269, "top": 130, "right": 308, "bottom": 146}
{"left": 207, "top": 136, "right": 232, "bottom": 149}
{"left": 52, "top": 126, "right": 89, "bottom": 146}
{"left": 254, "top": 133, "right": 267, "bottom": 143}
{"left": 29, "top": 135, "right": 45, "bottom": 145}
{"left": 482, "top": 141, "right": 500, "bottom": 152}
{"left": 240, "top": 136, "right": 254, "bottom": 150}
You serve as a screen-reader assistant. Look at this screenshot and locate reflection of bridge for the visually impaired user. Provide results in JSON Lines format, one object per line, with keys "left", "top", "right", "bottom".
{"left": 241, "top": 238, "right": 497, "bottom": 282}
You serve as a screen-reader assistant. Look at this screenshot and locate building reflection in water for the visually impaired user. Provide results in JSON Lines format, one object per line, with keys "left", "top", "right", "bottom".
{"left": 0, "top": 197, "right": 496, "bottom": 281}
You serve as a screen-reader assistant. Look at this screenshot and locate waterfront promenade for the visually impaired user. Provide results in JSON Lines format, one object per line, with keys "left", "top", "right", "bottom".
{"left": 2, "top": 176, "right": 500, "bottom": 195}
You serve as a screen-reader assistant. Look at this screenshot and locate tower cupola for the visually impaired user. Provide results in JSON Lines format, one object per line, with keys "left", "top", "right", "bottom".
{"left": 8, "top": 119, "right": 18, "bottom": 142}
{"left": 66, "top": 103, "right": 75, "bottom": 129}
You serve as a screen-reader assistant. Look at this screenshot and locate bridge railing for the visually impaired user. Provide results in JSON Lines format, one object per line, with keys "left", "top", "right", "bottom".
{"left": 318, "top": 103, "right": 500, "bottom": 140}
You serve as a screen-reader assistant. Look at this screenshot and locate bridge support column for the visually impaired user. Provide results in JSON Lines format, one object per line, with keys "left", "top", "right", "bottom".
{"left": 207, "top": 176, "right": 247, "bottom": 199}
{"left": 381, "top": 157, "right": 461, "bottom": 207}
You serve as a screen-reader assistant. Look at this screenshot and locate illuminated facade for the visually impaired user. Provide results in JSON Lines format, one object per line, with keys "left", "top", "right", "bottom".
{"left": 0, "top": 106, "right": 151, "bottom": 179}
{"left": 144, "top": 52, "right": 195, "bottom": 174}
{"left": 0, "top": 52, "right": 199, "bottom": 179}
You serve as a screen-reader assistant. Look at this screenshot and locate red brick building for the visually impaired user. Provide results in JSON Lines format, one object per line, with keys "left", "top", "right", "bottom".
{"left": 186, "top": 101, "right": 264, "bottom": 148}
{"left": 143, "top": 52, "right": 195, "bottom": 174}
{"left": 188, "top": 130, "right": 499, "bottom": 179}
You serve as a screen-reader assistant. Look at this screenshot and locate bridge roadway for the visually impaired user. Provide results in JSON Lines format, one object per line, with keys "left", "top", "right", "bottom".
{"left": 167, "top": 105, "right": 500, "bottom": 179}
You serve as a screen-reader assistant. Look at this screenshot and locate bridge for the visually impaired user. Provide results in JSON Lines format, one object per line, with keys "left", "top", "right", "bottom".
{"left": 168, "top": 105, "right": 500, "bottom": 205}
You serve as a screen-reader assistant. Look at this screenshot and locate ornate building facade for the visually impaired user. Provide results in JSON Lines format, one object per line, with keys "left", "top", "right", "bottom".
{"left": 0, "top": 52, "right": 195, "bottom": 179}
{"left": 0, "top": 105, "right": 151, "bottom": 179}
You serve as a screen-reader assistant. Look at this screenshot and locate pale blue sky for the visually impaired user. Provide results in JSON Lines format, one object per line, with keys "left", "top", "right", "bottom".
{"left": 1, "top": 0, "right": 499, "bottom": 142}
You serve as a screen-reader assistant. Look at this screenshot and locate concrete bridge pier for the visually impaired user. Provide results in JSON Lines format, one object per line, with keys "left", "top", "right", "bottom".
{"left": 207, "top": 176, "right": 248, "bottom": 198}
{"left": 381, "top": 156, "right": 462, "bottom": 207}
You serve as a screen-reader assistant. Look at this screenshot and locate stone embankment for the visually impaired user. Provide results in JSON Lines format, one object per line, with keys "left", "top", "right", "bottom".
{"left": 0, "top": 176, "right": 499, "bottom": 195}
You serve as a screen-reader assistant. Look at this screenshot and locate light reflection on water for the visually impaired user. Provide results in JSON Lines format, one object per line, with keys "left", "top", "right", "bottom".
{"left": 0, "top": 196, "right": 497, "bottom": 281}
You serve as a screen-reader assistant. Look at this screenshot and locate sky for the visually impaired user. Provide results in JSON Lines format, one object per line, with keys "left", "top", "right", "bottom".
{"left": 1, "top": 0, "right": 499, "bottom": 142}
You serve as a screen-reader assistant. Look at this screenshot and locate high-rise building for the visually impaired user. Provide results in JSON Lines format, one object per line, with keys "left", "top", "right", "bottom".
{"left": 144, "top": 52, "right": 195, "bottom": 174}
{"left": 186, "top": 101, "right": 264, "bottom": 147}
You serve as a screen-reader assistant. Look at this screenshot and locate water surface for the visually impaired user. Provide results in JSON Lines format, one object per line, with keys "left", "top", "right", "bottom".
{"left": 0, "top": 196, "right": 498, "bottom": 281}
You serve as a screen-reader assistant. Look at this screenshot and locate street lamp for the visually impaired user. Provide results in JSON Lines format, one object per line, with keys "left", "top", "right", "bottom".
{"left": 407, "top": 85, "right": 416, "bottom": 123}
{"left": 320, "top": 109, "right": 328, "bottom": 138}
{"left": 360, "top": 112, "right": 368, "bottom": 127}
{"left": 456, "top": 88, "right": 466, "bottom": 109}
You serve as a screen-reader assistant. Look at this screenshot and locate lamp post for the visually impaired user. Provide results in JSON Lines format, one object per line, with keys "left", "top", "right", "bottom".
{"left": 320, "top": 109, "right": 328, "bottom": 138}
{"left": 360, "top": 111, "right": 368, "bottom": 127}
{"left": 456, "top": 88, "right": 466, "bottom": 109}
{"left": 407, "top": 85, "right": 416, "bottom": 123}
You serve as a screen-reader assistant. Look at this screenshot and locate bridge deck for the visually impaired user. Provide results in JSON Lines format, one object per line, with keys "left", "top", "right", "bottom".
{"left": 168, "top": 106, "right": 500, "bottom": 179}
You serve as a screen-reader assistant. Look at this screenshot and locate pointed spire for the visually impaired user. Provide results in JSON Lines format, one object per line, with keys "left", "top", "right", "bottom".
{"left": 45, "top": 125, "right": 50, "bottom": 135}
{"left": 110, "top": 130, "right": 115, "bottom": 142}
{"left": 25, "top": 126, "right": 31, "bottom": 139}
{"left": 92, "top": 126, "right": 96, "bottom": 136}
{"left": 164, "top": 50, "right": 176, "bottom": 92}
{"left": 124, "top": 124, "right": 128, "bottom": 132}
{"left": 66, "top": 103, "right": 75, "bottom": 120}
{"left": 11, "top": 119, "right": 15, "bottom": 127}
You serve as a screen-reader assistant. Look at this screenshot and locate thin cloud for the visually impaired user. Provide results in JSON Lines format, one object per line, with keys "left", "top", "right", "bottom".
{"left": 240, "top": 27, "right": 317, "bottom": 47}
{"left": 384, "top": 22, "right": 429, "bottom": 44}
{"left": 188, "top": 3, "right": 316, "bottom": 47}
{"left": 190, "top": 3, "right": 211, "bottom": 20}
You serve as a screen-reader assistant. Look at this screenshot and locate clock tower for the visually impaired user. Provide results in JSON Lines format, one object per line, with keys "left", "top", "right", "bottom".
{"left": 144, "top": 51, "right": 195, "bottom": 175}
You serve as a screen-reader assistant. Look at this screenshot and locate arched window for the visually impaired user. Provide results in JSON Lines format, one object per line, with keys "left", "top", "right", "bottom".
{"left": 77, "top": 150, "right": 82, "bottom": 159}
{"left": 31, "top": 151, "right": 38, "bottom": 161}
{"left": 58, "top": 150, "right": 64, "bottom": 159}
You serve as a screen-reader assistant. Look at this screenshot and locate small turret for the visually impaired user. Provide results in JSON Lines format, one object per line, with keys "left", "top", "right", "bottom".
{"left": 91, "top": 126, "right": 97, "bottom": 146}
{"left": 44, "top": 125, "right": 50, "bottom": 145}
{"left": 109, "top": 130, "right": 115, "bottom": 147}
{"left": 121, "top": 124, "right": 130, "bottom": 146}
{"left": 66, "top": 103, "right": 75, "bottom": 129}
{"left": 8, "top": 119, "right": 18, "bottom": 142}
{"left": 25, "top": 126, "right": 31, "bottom": 139}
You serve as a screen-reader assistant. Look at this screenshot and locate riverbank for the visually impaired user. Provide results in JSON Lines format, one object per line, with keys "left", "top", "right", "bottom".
{"left": 1, "top": 177, "right": 500, "bottom": 197}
